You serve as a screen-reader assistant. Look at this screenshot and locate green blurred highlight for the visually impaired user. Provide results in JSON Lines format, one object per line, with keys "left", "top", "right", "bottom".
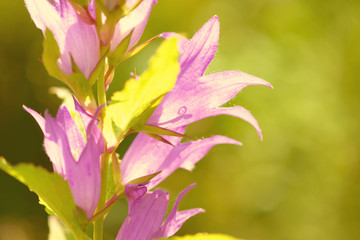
{"left": 1, "top": 0, "right": 359, "bottom": 239}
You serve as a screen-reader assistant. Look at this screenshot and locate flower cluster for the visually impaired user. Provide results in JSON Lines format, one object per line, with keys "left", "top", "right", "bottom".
{"left": 1, "top": 0, "right": 271, "bottom": 239}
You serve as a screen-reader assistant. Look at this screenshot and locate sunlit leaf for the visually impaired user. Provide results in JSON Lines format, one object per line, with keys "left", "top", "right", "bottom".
{"left": 121, "top": 34, "right": 159, "bottom": 62}
{"left": 0, "top": 157, "right": 89, "bottom": 240}
{"left": 48, "top": 215, "right": 75, "bottom": 240}
{"left": 108, "top": 30, "right": 133, "bottom": 67}
{"left": 103, "top": 37, "right": 180, "bottom": 150}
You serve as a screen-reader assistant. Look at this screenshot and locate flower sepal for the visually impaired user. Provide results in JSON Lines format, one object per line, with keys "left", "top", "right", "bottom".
{"left": 75, "top": 205, "right": 90, "bottom": 231}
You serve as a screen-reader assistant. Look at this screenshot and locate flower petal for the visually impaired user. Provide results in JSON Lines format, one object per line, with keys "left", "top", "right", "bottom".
{"left": 110, "top": 0, "right": 158, "bottom": 52}
{"left": 177, "top": 16, "right": 219, "bottom": 84}
{"left": 42, "top": 110, "right": 74, "bottom": 178}
{"left": 121, "top": 134, "right": 241, "bottom": 189}
{"left": 147, "top": 135, "right": 241, "bottom": 189}
{"left": 154, "top": 184, "right": 204, "bottom": 238}
{"left": 24, "top": 0, "right": 63, "bottom": 34}
{"left": 70, "top": 115, "right": 103, "bottom": 219}
{"left": 55, "top": 105, "right": 85, "bottom": 156}
{"left": 62, "top": 21, "right": 99, "bottom": 78}
{"left": 23, "top": 105, "right": 46, "bottom": 133}
{"left": 24, "top": 105, "right": 103, "bottom": 219}
{"left": 149, "top": 71, "right": 271, "bottom": 132}
{"left": 116, "top": 188, "right": 168, "bottom": 240}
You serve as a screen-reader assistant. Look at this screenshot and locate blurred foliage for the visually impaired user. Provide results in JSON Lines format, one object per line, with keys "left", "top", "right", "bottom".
{"left": 1, "top": 0, "right": 360, "bottom": 239}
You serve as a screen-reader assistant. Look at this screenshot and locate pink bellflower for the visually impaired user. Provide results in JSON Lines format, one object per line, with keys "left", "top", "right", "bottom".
{"left": 23, "top": 100, "right": 104, "bottom": 219}
{"left": 120, "top": 16, "right": 272, "bottom": 189}
{"left": 116, "top": 184, "right": 203, "bottom": 240}
{"left": 24, "top": 0, "right": 99, "bottom": 78}
{"left": 24, "top": 0, "right": 157, "bottom": 78}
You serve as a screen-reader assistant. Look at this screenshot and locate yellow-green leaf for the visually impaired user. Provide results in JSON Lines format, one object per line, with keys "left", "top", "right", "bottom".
{"left": 103, "top": 37, "right": 180, "bottom": 150}
{"left": 0, "top": 157, "right": 89, "bottom": 240}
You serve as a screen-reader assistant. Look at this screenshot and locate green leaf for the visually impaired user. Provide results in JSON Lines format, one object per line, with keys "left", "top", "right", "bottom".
{"left": 168, "top": 233, "right": 243, "bottom": 240}
{"left": 43, "top": 30, "right": 64, "bottom": 81}
{"left": 108, "top": 30, "right": 133, "bottom": 67}
{"left": 66, "top": 72, "right": 97, "bottom": 113}
{"left": 126, "top": 171, "right": 161, "bottom": 185}
{"left": 88, "top": 47, "right": 110, "bottom": 86}
{"left": 134, "top": 124, "right": 189, "bottom": 138}
{"left": 0, "top": 157, "right": 89, "bottom": 240}
{"left": 103, "top": 37, "right": 180, "bottom": 150}
{"left": 42, "top": 30, "right": 97, "bottom": 113}
{"left": 122, "top": 34, "right": 159, "bottom": 62}
{"left": 48, "top": 215, "right": 75, "bottom": 240}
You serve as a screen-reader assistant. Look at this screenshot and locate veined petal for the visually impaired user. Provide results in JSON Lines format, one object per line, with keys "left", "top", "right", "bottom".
{"left": 149, "top": 71, "right": 271, "bottom": 131}
{"left": 62, "top": 21, "right": 99, "bottom": 78}
{"left": 147, "top": 135, "right": 241, "bottom": 189}
{"left": 121, "top": 127, "right": 185, "bottom": 185}
{"left": 52, "top": 0, "right": 78, "bottom": 24}
{"left": 24, "top": 0, "right": 63, "bottom": 35}
{"left": 178, "top": 16, "right": 219, "bottom": 84}
{"left": 25, "top": 0, "right": 99, "bottom": 78}
{"left": 110, "top": 0, "right": 158, "bottom": 52}
{"left": 55, "top": 105, "right": 85, "bottom": 157}
{"left": 24, "top": 105, "right": 69, "bottom": 175}
{"left": 116, "top": 187, "right": 168, "bottom": 240}
{"left": 23, "top": 105, "right": 46, "bottom": 133}
{"left": 121, "top": 133, "right": 174, "bottom": 185}
{"left": 154, "top": 184, "right": 204, "bottom": 238}
{"left": 121, "top": 134, "right": 241, "bottom": 189}
{"left": 24, "top": 104, "right": 103, "bottom": 219}
{"left": 69, "top": 115, "right": 103, "bottom": 219}
{"left": 43, "top": 111, "right": 74, "bottom": 178}
{"left": 117, "top": 184, "right": 201, "bottom": 240}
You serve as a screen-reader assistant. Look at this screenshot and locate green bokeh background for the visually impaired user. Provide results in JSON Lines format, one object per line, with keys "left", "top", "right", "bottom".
{"left": 1, "top": 0, "right": 360, "bottom": 239}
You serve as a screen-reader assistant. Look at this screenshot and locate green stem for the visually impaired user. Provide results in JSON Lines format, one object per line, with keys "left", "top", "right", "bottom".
{"left": 93, "top": 4, "right": 109, "bottom": 236}
{"left": 97, "top": 68, "right": 107, "bottom": 119}
{"left": 93, "top": 152, "right": 110, "bottom": 240}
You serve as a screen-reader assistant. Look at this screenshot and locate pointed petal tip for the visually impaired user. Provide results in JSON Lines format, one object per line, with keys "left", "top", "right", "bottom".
{"left": 208, "top": 15, "right": 220, "bottom": 28}
{"left": 214, "top": 135, "right": 243, "bottom": 146}
{"left": 265, "top": 81, "right": 273, "bottom": 89}
{"left": 22, "top": 105, "right": 30, "bottom": 112}
{"left": 211, "top": 15, "right": 219, "bottom": 21}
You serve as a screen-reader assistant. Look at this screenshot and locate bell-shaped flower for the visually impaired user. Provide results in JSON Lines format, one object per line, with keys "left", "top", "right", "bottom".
{"left": 120, "top": 16, "right": 272, "bottom": 188}
{"left": 23, "top": 100, "right": 104, "bottom": 219}
{"left": 25, "top": 0, "right": 99, "bottom": 78}
{"left": 25, "top": 0, "right": 157, "bottom": 78}
{"left": 116, "top": 184, "right": 203, "bottom": 240}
